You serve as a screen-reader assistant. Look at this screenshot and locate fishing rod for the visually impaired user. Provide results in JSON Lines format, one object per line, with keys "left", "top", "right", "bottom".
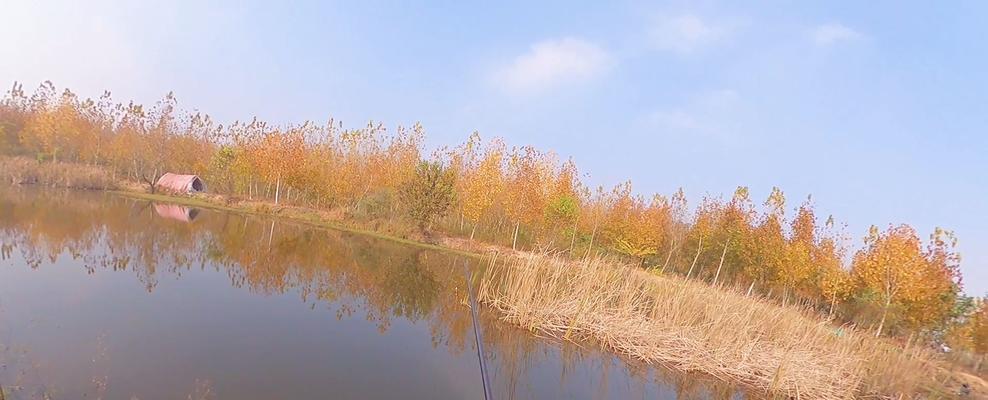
{"left": 464, "top": 261, "right": 493, "bottom": 400}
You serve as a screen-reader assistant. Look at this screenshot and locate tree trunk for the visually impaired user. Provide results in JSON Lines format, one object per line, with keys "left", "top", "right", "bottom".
{"left": 268, "top": 220, "right": 276, "bottom": 249}
{"left": 511, "top": 221, "right": 520, "bottom": 250}
{"left": 686, "top": 236, "right": 703, "bottom": 279}
{"left": 828, "top": 293, "right": 837, "bottom": 318}
{"left": 470, "top": 224, "right": 477, "bottom": 240}
{"left": 274, "top": 176, "right": 282, "bottom": 205}
{"left": 660, "top": 239, "right": 676, "bottom": 274}
{"left": 875, "top": 298, "right": 891, "bottom": 337}
{"left": 713, "top": 239, "right": 729, "bottom": 285}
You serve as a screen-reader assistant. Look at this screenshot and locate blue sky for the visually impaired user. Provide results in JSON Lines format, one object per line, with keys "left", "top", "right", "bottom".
{"left": 3, "top": 1, "right": 985, "bottom": 294}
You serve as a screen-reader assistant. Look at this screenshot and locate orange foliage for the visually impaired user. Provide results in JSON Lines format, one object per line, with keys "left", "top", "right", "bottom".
{"left": 851, "top": 225, "right": 961, "bottom": 336}
{"left": 0, "top": 81, "right": 973, "bottom": 343}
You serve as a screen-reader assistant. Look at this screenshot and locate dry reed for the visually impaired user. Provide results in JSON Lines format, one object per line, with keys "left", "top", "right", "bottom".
{"left": 0, "top": 156, "right": 118, "bottom": 190}
{"left": 478, "top": 252, "right": 950, "bottom": 399}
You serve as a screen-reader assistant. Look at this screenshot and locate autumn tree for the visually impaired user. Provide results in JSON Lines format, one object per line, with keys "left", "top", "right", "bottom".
{"left": 783, "top": 197, "right": 821, "bottom": 299}
{"left": 0, "top": 82, "right": 29, "bottom": 154}
{"left": 852, "top": 225, "right": 961, "bottom": 336}
{"left": 543, "top": 159, "right": 581, "bottom": 246}
{"left": 20, "top": 82, "right": 61, "bottom": 161}
{"left": 974, "top": 300, "right": 988, "bottom": 354}
{"left": 579, "top": 185, "right": 608, "bottom": 258}
{"left": 683, "top": 195, "right": 721, "bottom": 279}
{"left": 681, "top": 187, "right": 756, "bottom": 285}
{"left": 656, "top": 188, "right": 688, "bottom": 272}
{"left": 249, "top": 126, "right": 306, "bottom": 204}
{"left": 816, "top": 216, "right": 851, "bottom": 315}
{"left": 710, "top": 187, "right": 756, "bottom": 284}
{"left": 458, "top": 136, "right": 505, "bottom": 239}
{"left": 503, "top": 146, "right": 550, "bottom": 249}
{"left": 382, "top": 123, "right": 423, "bottom": 191}
{"left": 400, "top": 161, "right": 456, "bottom": 230}
{"left": 914, "top": 228, "right": 963, "bottom": 332}
{"left": 141, "top": 93, "right": 182, "bottom": 190}
{"left": 747, "top": 187, "right": 787, "bottom": 293}
{"left": 942, "top": 296, "right": 979, "bottom": 352}
{"left": 604, "top": 183, "right": 669, "bottom": 266}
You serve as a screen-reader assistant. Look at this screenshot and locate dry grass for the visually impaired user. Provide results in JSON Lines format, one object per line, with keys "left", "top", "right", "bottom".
{"left": 479, "top": 252, "right": 953, "bottom": 399}
{"left": 0, "top": 156, "right": 118, "bottom": 190}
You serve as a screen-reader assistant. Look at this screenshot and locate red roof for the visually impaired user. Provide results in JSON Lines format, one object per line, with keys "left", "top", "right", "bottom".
{"left": 155, "top": 173, "right": 206, "bottom": 193}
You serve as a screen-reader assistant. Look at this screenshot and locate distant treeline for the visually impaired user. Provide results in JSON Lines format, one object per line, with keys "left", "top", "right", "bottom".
{"left": 0, "top": 81, "right": 984, "bottom": 352}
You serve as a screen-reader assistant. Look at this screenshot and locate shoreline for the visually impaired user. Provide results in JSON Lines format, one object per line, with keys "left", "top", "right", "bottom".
{"left": 480, "top": 253, "right": 988, "bottom": 399}
{"left": 111, "top": 190, "right": 484, "bottom": 260}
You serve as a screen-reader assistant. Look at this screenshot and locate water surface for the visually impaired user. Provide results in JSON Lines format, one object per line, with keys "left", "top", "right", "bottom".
{"left": 0, "top": 188, "right": 742, "bottom": 399}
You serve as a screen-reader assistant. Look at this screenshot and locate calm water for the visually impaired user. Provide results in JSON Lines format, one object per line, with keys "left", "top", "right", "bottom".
{"left": 0, "top": 188, "right": 742, "bottom": 400}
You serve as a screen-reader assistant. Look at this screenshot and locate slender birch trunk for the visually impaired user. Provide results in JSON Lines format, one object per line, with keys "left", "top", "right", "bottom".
{"left": 274, "top": 175, "right": 282, "bottom": 205}
{"left": 686, "top": 236, "right": 703, "bottom": 279}
{"left": 875, "top": 297, "right": 891, "bottom": 337}
{"left": 660, "top": 239, "right": 676, "bottom": 274}
{"left": 713, "top": 239, "right": 729, "bottom": 285}
{"left": 829, "top": 293, "right": 837, "bottom": 318}
{"left": 511, "top": 221, "right": 520, "bottom": 250}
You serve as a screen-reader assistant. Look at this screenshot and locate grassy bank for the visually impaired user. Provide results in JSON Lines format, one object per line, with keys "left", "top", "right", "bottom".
{"left": 115, "top": 190, "right": 482, "bottom": 259}
{"left": 479, "top": 253, "right": 971, "bottom": 399}
{"left": 0, "top": 156, "right": 486, "bottom": 258}
{"left": 0, "top": 157, "right": 118, "bottom": 190}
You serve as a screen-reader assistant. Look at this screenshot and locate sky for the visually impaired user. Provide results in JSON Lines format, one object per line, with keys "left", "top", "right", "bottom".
{"left": 2, "top": 1, "right": 985, "bottom": 294}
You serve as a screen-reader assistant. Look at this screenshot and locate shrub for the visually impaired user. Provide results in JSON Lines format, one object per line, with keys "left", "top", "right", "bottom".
{"left": 399, "top": 161, "right": 456, "bottom": 230}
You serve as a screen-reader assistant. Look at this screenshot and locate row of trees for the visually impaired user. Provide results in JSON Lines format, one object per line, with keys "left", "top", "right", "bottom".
{"left": 0, "top": 81, "right": 982, "bottom": 351}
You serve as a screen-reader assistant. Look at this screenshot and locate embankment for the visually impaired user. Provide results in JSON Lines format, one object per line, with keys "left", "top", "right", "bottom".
{"left": 479, "top": 253, "right": 963, "bottom": 399}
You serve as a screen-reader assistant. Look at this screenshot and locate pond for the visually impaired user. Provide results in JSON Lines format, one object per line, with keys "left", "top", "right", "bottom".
{"left": 0, "top": 188, "right": 743, "bottom": 399}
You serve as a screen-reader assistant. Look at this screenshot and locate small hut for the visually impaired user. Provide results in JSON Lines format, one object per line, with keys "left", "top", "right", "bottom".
{"left": 155, "top": 173, "right": 206, "bottom": 194}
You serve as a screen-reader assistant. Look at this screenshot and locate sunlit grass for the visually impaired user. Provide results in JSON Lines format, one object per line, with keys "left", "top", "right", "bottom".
{"left": 479, "top": 252, "right": 948, "bottom": 399}
{"left": 0, "top": 156, "right": 117, "bottom": 190}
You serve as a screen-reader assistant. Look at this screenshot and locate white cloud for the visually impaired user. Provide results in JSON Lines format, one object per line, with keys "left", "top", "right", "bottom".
{"left": 648, "top": 14, "right": 732, "bottom": 53}
{"left": 811, "top": 23, "right": 863, "bottom": 45}
{"left": 492, "top": 38, "right": 612, "bottom": 95}
{"left": 638, "top": 89, "right": 742, "bottom": 143}
{"left": 645, "top": 109, "right": 703, "bottom": 132}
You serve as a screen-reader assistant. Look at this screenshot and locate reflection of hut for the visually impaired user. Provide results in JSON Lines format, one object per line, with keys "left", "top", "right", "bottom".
{"left": 154, "top": 203, "right": 201, "bottom": 222}
{"left": 155, "top": 173, "right": 206, "bottom": 194}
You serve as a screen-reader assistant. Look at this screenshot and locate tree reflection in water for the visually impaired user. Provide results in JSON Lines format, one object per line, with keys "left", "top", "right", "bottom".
{"left": 0, "top": 187, "right": 748, "bottom": 400}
